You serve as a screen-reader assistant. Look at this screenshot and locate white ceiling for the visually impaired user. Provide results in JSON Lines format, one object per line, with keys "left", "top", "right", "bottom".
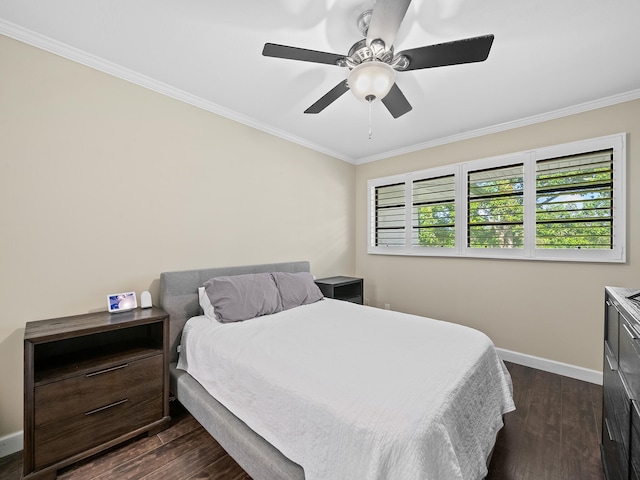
{"left": 2, "top": 0, "right": 640, "bottom": 164}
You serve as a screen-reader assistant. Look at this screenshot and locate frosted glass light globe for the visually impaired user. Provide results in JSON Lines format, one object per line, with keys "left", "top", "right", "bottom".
{"left": 348, "top": 61, "right": 396, "bottom": 103}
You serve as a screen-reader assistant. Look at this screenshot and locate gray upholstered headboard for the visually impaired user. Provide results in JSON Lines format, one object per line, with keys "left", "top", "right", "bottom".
{"left": 159, "top": 261, "right": 310, "bottom": 362}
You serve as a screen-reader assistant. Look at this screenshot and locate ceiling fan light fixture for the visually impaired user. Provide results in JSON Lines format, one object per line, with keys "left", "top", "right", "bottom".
{"left": 348, "top": 61, "right": 396, "bottom": 103}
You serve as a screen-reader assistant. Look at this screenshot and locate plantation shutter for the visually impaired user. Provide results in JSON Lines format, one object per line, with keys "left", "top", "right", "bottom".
{"left": 412, "top": 175, "right": 455, "bottom": 247}
{"left": 536, "top": 149, "right": 614, "bottom": 250}
{"left": 374, "top": 183, "right": 405, "bottom": 246}
{"left": 467, "top": 164, "right": 524, "bottom": 248}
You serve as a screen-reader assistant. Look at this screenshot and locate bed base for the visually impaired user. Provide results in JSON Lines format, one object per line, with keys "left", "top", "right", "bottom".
{"left": 170, "top": 364, "right": 304, "bottom": 480}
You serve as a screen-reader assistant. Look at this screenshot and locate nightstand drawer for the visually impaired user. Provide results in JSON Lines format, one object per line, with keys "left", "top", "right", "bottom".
{"left": 34, "top": 354, "right": 163, "bottom": 427}
{"left": 34, "top": 385, "right": 163, "bottom": 469}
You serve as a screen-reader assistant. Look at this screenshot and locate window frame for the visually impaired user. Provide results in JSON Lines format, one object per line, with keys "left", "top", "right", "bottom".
{"left": 368, "top": 165, "right": 461, "bottom": 256}
{"left": 529, "top": 135, "right": 624, "bottom": 262}
{"left": 367, "top": 133, "right": 626, "bottom": 263}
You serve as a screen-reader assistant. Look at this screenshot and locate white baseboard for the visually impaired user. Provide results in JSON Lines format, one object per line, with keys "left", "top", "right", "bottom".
{"left": 0, "top": 430, "right": 22, "bottom": 459}
{"left": 497, "top": 348, "right": 603, "bottom": 385}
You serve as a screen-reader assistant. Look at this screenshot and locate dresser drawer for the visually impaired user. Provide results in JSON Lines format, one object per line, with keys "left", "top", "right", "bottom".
{"left": 619, "top": 314, "right": 640, "bottom": 399}
{"left": 34, "top": 384, "right": 163, "bottom": 469}
{"left": 603, "top": 351, "right": 631, "bottom": 471}
{"left": 632, "top": 401, "right": 640, "bottom": 480}
{"left": 606, "top": 299, "right": 620, "bottom": 362}
{"left": 602, "top": 415, "right": 625, "bottom": 480}
{"left": 34, "top": 354, "right": 162, "bottom": 427}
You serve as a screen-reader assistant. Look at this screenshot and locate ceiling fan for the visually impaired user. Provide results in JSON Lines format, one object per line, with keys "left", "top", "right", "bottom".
{"left": 262, "top": 0, "right": 494, "bottom": 119}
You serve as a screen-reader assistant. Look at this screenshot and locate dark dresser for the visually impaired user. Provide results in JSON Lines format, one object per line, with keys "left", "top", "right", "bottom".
{"left": 602, "top": 287, "right": 640, "bottom": 480}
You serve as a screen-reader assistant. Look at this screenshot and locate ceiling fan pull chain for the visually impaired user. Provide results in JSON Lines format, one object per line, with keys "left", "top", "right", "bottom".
{"left": 368, "top": 100, "right": 373, "bottom": 140}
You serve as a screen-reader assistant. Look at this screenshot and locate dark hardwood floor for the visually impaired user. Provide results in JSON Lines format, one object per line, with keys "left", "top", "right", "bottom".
{"left": 0, "top": 362, "right": 604, "bottom": 480}
{"left": 487, "top": 362, "right": 604, "bottom": 480}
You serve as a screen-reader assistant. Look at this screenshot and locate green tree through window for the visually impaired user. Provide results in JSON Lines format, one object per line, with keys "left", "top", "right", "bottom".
{"left": 413, "top": 175, "right": 455, "bottom": 247}
{"left": 536, "top": 150, "right": 613, "bottom": 249}
{"left": 468, "top": 164, "right": 524, "bottom": 248}
{"left": 368, "top": 134, "right": 624, "bottom": 262}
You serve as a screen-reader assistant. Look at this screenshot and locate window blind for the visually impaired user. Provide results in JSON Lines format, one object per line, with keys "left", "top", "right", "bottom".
{"left": 536, "top": 149, "right": 614, "bottom": 249}
{"left": 374, "top": 183, "right": 405, "bottom": 246}
{"left": 467, "top": 164, "right": 524, "bottom": 248}
{"left": 367, "top": 133, "right": 624, "bottom": 262}
{"left": 412, "top": 175, "right": 455, "bottom": 247}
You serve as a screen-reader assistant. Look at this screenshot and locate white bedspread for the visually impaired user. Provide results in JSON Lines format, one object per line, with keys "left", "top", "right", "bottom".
{"left": 177, "top": 298, "right": 515, "bottom": 480}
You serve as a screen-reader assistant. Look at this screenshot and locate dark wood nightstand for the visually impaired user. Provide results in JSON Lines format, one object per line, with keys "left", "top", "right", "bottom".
{"left": 23, "top": 307, "right": 171, "bottom": 480}
{"left": 315, "top": 276, "right": 363, "bottom": 304}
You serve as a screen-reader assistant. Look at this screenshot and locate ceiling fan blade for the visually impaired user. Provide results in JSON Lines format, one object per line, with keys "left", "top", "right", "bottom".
{"left": 397, "top": 34, "right": 494, "bottom": 71}
{"left": 304, "top": 80, "right": 350, "bottom": 114}
{"left": 262, "top": 43, "right": 345, "bottom": 66}
{"left": 366, "top": 0, "right": 412, "bottom": 50}
{"left": 382, "top": 83, "right": 412, "bottom": 118}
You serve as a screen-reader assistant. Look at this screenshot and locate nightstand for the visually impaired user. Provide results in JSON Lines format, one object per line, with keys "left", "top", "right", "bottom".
{"left": 23, "top": 307, "right": 171, "bottom": 480}
{"left": 315, "top": 276, "right": 364, "bottom": 304}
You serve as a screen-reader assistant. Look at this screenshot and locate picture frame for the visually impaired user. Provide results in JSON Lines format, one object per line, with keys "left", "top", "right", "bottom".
{"left": 108, "top": 291, "right": 137, "bottom": 313}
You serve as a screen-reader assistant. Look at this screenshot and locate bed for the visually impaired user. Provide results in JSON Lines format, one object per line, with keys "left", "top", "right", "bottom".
{"left": 159, "top": 261, "right": 515, "bottom": 480}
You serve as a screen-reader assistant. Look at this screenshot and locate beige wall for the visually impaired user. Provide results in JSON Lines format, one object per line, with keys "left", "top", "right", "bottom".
{"left": 355, "top": 99, "right": 640, "bottom": 374}
{"left": 2, "top": 29, "right": 638, "bottom": 443}
{"left": 0, "top": 35, "right": 355, "bottom": 438}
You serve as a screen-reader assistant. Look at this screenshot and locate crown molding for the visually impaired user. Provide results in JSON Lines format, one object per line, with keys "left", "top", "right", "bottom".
{"left": 0, "top": 20, "right": 355, "bottom": 164}
{"left": 3, "top": 19, "right": 638, "bottom": 166}
{"left": 355, "top": 88, "right": 640, "bottom": 164}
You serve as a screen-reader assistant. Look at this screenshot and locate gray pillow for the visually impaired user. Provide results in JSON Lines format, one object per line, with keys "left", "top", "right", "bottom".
{"left": 271, "top": 272, "right": 324, "bottom": 311}
{"left": 204, "top": 273, "right": 282, "bottom": 322}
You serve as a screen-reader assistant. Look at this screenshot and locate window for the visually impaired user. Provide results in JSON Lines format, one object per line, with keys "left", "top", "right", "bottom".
{"left": 373, "top": 182, "right": 405, "bottom": 247}
{"left": 367, "top": 133, "right": 626, "bottom": 262}
{"left": 467, "top": 164, "right": 524, "bottom": 249}
{"left": 412, "top": 175, "right": 455, "bottom": 248}
{"left": 535, "top": 150, "right": 613, "bottom": 250}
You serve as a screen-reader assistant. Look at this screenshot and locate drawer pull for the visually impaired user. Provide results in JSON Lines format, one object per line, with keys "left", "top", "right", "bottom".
{"left": 604, "top": 418, "right": 615, "bottom": 442}
{"left": 85, "top": 399, "right": 128, "bottom": 416}
{"left": 622, "top": 323, "right": 638, "bottom": 340}
{"left": 85, "top": 364, "right": 128, "bottom": 377}
{"left": 85, "top": 398, "right": 129, "bottom": 416}
{"left": 605, "top": 354, "right": 616, "bottom": 371}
